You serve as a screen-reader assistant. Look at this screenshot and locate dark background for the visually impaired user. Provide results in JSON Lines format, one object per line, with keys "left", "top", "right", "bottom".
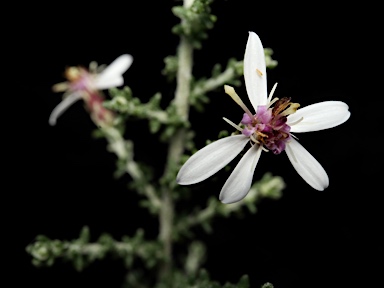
{"left": 16, "top": 1, "right": 380, "bottom": 287}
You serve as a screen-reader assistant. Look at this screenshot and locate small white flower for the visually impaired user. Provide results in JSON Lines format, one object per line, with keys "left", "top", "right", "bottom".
{"left": 176, "top": 32, "right": 350, "bottom": 204}
{"left": 48, "top": 54, "right": 133, "bottom": 126}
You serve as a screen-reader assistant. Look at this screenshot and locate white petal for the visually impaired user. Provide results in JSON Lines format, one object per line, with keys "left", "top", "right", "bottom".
{"left": 48, "top": 92, "right": 83, "bottom": 126}
{"left": 219, "top": 144, "right": 262, "bottom": 204}
{"left": 288, "top": 101, "right": 350, "bottom": 133}
{"left": 97, "top": 76, "right": 124, "bottom": 89}
{"left": 176, "top": 135, "right": 249, "bottom": 185}
{"left": 95, "top": 54, "right": 133, "bottom": 90}
{"left": 244, "top": 31, "right": 268, "bottom": 110}
{"left": 285, "top": 138, "right": 329, "bottom": 190}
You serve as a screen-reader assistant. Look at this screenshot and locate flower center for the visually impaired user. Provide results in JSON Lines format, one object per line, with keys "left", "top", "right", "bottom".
{"left": 241, "top": 97, "right": 300, "bottom": 154}
{"left": 65, "top": 66, "right": 95, "bottom": 92}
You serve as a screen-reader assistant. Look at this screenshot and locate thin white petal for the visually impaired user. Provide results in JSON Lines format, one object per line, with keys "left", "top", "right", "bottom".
{"left": 95, "top": 54, "right": 133, "bottom": 90}
{"left": 244, "top": 32, "right": 268, "bottom": 110}
{"left": 288, "top": 101, "right": 350, "bottom": 133}
{"left": 219, "top": 144, "right": 262, "bottom": 204}
{"left": 48, "top": 92, "right": 83, "bottom": 126}
{"left": 96, "top": 76, "right": 124, "bottom": 90}
{"left": 285, "top": 138, "right": 329, "bottom": 190}
{"left": 176, "top": 135, "right": 249, "bottom": 185}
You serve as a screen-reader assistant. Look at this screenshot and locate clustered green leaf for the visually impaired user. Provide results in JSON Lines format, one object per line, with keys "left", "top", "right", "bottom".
{"left": 172, "top": 0, "right": 217, "bottom": 49}
{"left": 26, "top": 226, "right": 273, "bottom": 288}
{"left": 26, "top": 227, "right": 162, "bottom": 272}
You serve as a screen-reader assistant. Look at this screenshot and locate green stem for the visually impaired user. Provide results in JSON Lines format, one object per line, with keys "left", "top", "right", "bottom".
{"left": 173, "top": 41, "right": 193, "bottom": 121}
{"left": 191, "top": 63, "right": 239, "bottom": 97}
{"left": 103, "top": 126, "right": 161, "bottom": 210}
{"left": 158, "top": 0, "right": 194, "bottom": 282}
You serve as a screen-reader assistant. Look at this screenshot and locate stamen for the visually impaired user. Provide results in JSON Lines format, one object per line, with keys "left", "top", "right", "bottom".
{"left": 256, "top": 69, "right": 263, "bottom": 76}
{"left": 65, "top": 67, "right": 81, "bottom": 81}
{"left": 288, "top": 116, "right": 304, "bottom": 126}
{"left": 222, "top": 117, "right": 243, "bottom": 132}
{"left": 256, "top": 131, "right": 268, "bottom": 138}
{"left": 290, "top": 134, "right": 299, "bottom": 140}
{"left": 223, "top": 117, "right": 262, "bottom": 145}
{"left": 250, "top": 134, "right": 260, "bottom": 144}
{"left": 281, "top": 103, "right": 300, "bottom": 116}
{"left": 250, "top": 138, "right": 267, "bottom": 152}
{"left": 224, "top": 85, "right": 254, "bottom": 119}
{"left": 261, "top": 146, "right": 269, "bottom": 152}
{"left": 272, "top": 98, "right": 292, "bottom": 115}
{"left": 267, "top": 82, "right": 278, "bottom": 103}
{"left": 266, "top": 97, "right": 279, "bottom": 109}
{"left": 52, "top": 82, "right": 69, "bottom": 92}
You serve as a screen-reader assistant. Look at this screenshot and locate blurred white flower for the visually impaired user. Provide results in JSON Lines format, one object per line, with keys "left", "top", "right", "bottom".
{"left": 177, "top": 32, "right": 350, "bottom": 204}
{"left": 48, "top": 54, "right": 133, "bottom": 126}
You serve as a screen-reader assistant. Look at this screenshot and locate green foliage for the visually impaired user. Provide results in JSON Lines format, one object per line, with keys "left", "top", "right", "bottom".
{"left": 253, "top": 172, "right": 285, "bottom": 200}
{"left": 264, "top": 48, "right": 278, "bottom": 69}
{"left": 26, "top": 227, "right": 163, "bottom": 272}
{"left": 162, "top": 55, "right": 178, "bottom": 82}
{"left": 172, "top": 0, "right": 217, "bottom": 49}
{"left": 218, "top": 130, "right": 229, "bottom": 139}
{"left": 105, "top": 87, "right": 189, "bottom": 143}
{"left": 27, "top": 227, "right": 274, "bottom": 288}
{"left": 26, "top": 235, "right": 65, "bottom": 267}
{"left": 190, "top": 58, "right": 243, "bottom": 112}
{"left": 173, "top": 172, "right": 285, "bottom": 240}
{"left": 155, "top": 269, "right": 250, "bottom": 288}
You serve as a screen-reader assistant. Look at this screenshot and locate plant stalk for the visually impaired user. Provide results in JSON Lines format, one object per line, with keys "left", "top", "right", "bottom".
{"left": 158, "top": 0, "right": 194, "bottom": 282}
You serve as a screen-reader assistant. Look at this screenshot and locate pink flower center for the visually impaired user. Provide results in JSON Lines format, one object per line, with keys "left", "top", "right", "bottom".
{"left": 241, "top": 97, "right": 299, "bottom": 155}
{"left": 65, "top": 67, "right": 95, "bottom": 92}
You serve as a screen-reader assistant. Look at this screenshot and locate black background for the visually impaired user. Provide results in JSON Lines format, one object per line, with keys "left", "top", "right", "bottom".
{"left": 15, "top": 1, "right": 380, "bottom": 288}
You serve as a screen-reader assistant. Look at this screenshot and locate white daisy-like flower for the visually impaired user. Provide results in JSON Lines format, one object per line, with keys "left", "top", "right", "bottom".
{"left": 176, "top": 32, "right": 350, "bottom": 204}
{"left": 48, "top": 54, "right": 133, "bottom": 126}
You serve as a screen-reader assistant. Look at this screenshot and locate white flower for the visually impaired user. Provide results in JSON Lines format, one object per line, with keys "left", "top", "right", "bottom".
{"left": 48, "top": 54, "right": 133, "bottom": 126}
{"left": 176, "top": 32, "right": 350, "bottom": 204}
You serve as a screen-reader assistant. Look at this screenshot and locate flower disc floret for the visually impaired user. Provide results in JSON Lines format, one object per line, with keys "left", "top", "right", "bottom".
{"left": 241, "top": 97, "right": 299, "bottom": 154}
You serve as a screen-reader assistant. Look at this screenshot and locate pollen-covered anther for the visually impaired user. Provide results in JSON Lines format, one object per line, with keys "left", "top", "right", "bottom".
{"left": 272, "top": 97, "right": 292, "bottom": 116}
{"left": 65, "top": 67, "right": 82, "bottom": 81}
{"left": 281, "top": 102, "right": 300, "bottom": 117}
{"left": 224, "top": 85, "right": 253, "bottom": 118}
{"left": 256, "top": 131, "right": 268, "bottom": 139}
{"left": 250, "top": 135, "right": 260, "bottom": 144}
{"left": 266, "top": 97, "right": 279, "bottom": 109}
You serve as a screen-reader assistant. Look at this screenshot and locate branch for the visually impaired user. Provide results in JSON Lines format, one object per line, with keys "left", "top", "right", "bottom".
{"left": 174, "top": 173, "right": 286, "bottom": 237}
{"left": 101, "top": 126, "right": 161, "bottom": 212}
{"left": 26, "top": 227, "right": 162, "bottom": 272}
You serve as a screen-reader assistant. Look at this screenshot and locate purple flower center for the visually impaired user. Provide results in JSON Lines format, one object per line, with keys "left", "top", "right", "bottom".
{"left": 241, "top": 97, "right": 297, "bottom": 155}
{"left": 65, "top": 67, "right": 95, "bottom": 92}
